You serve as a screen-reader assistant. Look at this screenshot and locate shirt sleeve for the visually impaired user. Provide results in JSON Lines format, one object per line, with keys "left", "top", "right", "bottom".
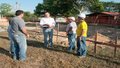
{"left": 52, "top": 18, "right": 56, "bottom": 27}
{"left": 18, "top": 19, "right": 25, "bottom": 30}
{"left": 40, "top": 18, "right": 44, "bottom": 26}
{"left": 66, "top": 24, "right": 70, "bottom": 32}
{"left": 81, "top": 22, "right": 87, "bottom": 30}
{"left": 69, "top": 23, "right": 71, "bottom": 27}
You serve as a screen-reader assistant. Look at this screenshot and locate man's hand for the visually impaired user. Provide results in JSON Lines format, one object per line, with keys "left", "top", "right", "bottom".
{"left": 77, "top": 36, "right": 82, "bottom": 40}
{"left": 66, "top": 32, "right": 68, "bottom": 36}
{"left": 21, "top": 27, "right": 29, "bottom": 38}
{"left": 26, "top": 34, "right": 29, "bottom": 38}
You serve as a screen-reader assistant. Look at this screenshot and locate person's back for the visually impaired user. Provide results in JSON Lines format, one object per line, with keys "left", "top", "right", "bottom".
{"left": 8, "top": 10, "right": 29, "bottom": 61}
{"left": 10, "top": 16, "right": 25, "bottom": 34}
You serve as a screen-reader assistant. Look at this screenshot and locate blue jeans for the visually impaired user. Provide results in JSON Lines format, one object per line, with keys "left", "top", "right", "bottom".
{"left": 12, "top": 33, "right": 27, "bottom": 61}
{"left": 43, "top": 28, "right": 53, "bottom": 47}
{"left": 67, "top": 33, "right": 76, "bottom": 52}
{"left": 8, "top": 30, "right": 14, "bottom": 55}
{"left": 77, "top": 36, "right": 87, "bottom": 56}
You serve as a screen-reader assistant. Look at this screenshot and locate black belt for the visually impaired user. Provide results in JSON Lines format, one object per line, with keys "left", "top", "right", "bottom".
{"left": 43, "top": 27, "right": 49, "bottom": 28}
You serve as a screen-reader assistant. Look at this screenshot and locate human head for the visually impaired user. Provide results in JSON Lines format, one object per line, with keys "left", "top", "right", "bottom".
{"left": 44, "top": 12, "right": 50, "bottom": 18}
{"left": 15, "top": 10, "right": 24, "bottom": 18}
{"left": 68, "top": 17, "right": 75, "bottom": 22}
{"left": 78, "top": 13, "right": 86, "bottom": 21}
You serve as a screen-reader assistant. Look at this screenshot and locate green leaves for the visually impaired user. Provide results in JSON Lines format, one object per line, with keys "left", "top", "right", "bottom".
{"left": 0, "top": 3, "right": 12, "bottom": 17}
{"left": 34, "top": 0, "right": 106, "bottom": 17}
{"left": 23, "top": 12, "right": 38, "bottom": 22}
{"left": 102, "top": 2, "right": 120, "bottom": 12}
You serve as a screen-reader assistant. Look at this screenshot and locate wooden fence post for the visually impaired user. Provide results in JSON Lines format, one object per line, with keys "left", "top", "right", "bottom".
{"left": 56, "top": 22, "right": 59, "bottom": 43}
{"left": 34, "top": 22, "right": 38, "bottom": 30}
{"left": 114, "top": 16, "right": 118, "bottom": 57}
{"left": 94, "top": 31, "right": 98, "bottom": 53}
{"left": 114, "top": 32, "right": 118, "bottom": 57}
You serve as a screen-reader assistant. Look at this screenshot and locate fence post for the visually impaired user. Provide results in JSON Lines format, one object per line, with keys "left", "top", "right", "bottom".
{"left": 34, "top": 22, "right": 38, "bottom": 30}
{"left": 56, "top": 22, "right": 59, "bottom": 43}
{"left": 114, "top": 28, "right": 118, "bottom": 57}
{"left": 114, "top": 16, "right": 118, "bottom": 57}
{"left": 94, "top": 31, "right": 98, "bottom": 53}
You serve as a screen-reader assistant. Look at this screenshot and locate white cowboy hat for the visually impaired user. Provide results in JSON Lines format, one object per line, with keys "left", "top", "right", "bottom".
{"left": 78, "top": 13, "right": 86, "bottom": 19}
{"left": 68, "top": 17, "right": 75, "bottom": 21}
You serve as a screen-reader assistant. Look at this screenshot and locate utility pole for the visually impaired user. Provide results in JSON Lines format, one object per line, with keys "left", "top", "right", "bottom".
{"left": 15, "top": 0, "right": 20, "bottom": 11}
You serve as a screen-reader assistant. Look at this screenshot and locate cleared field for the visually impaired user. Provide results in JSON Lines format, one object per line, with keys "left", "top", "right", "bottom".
{"left": 0, "top": 27, "right": 120, "bottom": 68}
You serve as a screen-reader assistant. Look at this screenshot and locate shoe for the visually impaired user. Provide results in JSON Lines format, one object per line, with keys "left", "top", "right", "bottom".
{"left": 78, "top": 56, "right": 86, "bottom": 58}
{"left": 19, "top": 59, "right": 26, "bottom": 62}
{"left": 12, "top": 56, "right": 17, "bottom": 60}
{"left": 67, "top": 50, "right": 72, "bottom": 53}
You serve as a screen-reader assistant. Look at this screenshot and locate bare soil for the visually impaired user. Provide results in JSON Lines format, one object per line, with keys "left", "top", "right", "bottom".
{"left": 0, "top": 27, "right": 120, "bottom": 68}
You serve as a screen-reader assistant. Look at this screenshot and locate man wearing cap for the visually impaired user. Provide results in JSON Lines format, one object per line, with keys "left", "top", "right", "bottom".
{"left": 76, "top": 13, "right": 88, "bottom": 57}
{"left": 66, "top": 17, "right": 77, "bottom": 52}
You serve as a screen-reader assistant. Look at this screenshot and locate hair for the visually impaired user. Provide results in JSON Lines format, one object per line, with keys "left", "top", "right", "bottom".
{"left": 44, "top": 11, "right": 50, "bottom": 14}
{"left": 15, "top": 10, "right": 24, "bottom": 16}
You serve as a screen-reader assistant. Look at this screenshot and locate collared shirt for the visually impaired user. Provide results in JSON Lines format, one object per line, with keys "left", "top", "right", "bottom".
{"left": 76, "top": 20, "right": 88, "bottom": 37}
{"left": 40, "top": 17, "right": 56, "bottom": 28}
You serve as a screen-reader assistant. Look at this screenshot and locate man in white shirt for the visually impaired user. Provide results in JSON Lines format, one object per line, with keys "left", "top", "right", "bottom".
{"left": 66, "top": 17, "right": 77, "bottom": 52}
{"left": 40, "top": 12, "right": 56, "bottom": 47}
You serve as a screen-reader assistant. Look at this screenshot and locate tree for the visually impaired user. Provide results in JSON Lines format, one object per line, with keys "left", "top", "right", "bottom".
{"left": 88, "top": 0, "right": 104, "bottom": 12}
{"left": 102, "top": 2, "right": 120, "bottom": 12}
{"left": 73, "top": 0, "right": 104, "bottom": 13}
{"left": 0, "top": 3, "right": 12, "bottom": 17}
{"left": 34, "top": 3, "right": 45, "bottom": 16}
{"left": 34, "top": 0, "right": 104, "bottom": 17}
{"left": 34, "top": 0, "right": 79, "bottom": 16}
{"left": 23, "top": 11, "right": 38, "bottom": 22}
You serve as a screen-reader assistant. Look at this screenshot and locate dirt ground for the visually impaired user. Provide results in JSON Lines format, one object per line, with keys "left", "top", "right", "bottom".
{"left": 0, "top": 26, "right": 120, "bottom": 68}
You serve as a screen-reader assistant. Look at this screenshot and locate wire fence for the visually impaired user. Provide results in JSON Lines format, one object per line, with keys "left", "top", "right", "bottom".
{"left": 24, "top": 19, "right": 120, "bottom": 57}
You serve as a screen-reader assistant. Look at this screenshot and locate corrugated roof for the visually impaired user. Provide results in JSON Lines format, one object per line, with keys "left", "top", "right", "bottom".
{"left": 102, "top": 12, "right": 119, "bottom": 16}
{"left": 87, "top": 12, "right": 120, "bottom": 16}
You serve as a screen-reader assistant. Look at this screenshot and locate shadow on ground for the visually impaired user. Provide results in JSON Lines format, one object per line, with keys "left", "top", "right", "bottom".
{"left": 0, "top": 47, "right": 11, "bottom": 58}
{"left": 0, "top": 36, "right": 9, "bottom": 40}
{"left": 27, "top": 40, "right": 73, "bottom": 55}
{"left": 27, "top": 39, "right": 120, "bottom": 65}
{"left": 88, "top": 53, "right": 120, "bottom": 65}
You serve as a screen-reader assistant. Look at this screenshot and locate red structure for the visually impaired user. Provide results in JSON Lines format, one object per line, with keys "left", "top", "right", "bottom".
{"left": 86, "top": 12, "right": 120, "bottom": 26}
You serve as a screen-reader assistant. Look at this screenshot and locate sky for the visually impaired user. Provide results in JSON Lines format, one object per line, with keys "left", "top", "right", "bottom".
{"left": 100, "top": 0, "right": 120, "bottom": 2}
{"left": 0, "top": 0, "right": 120, "bottom": 13}
{"left": 0, "top": 0, "right": 43, "bottom": 13}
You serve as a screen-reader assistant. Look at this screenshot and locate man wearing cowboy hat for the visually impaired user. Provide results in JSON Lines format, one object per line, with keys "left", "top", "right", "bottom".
{"left": 66, "top": 17, "right": 77, "bottom": 52}
{"left": 76, "top": 13, "right": 88, "bottom": 57}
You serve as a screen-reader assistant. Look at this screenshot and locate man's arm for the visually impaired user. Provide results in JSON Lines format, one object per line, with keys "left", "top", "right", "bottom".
{"left": 18, "top": 20, "right": 29, "bottom": 37}
{"left": 77, "top": 29, "right": 86, "bottom": 40}
{"left": 80, "top": 29, "right": 86, "bottom": 37}
{"left": 21, "top": 27, "right": 29, "bottom": 37}
{"left": 40, "top": 18, "right": 50, "bottom": 27}
{"left": 49, "top": 18, "right": 56, "bottom": 28}
{"left": 67, "top": 27, "right": 72, "bottom": 33}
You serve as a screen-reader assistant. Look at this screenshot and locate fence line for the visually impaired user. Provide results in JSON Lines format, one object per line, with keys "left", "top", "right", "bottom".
{"left": 35, "top": 22, "right": 120, "bottom": 57}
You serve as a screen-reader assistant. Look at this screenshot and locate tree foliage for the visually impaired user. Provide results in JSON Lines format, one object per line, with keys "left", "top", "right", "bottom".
{"left": 0, "top": 3, "right": 12, "bottom": 16}
{"left": 23, "top": 11, "right": 38, "bottom": 22}
{"left": 34, "top": 0, "right": 104, "bottom": 17}
{"left": 102, "top": 2, "right": 120, "bottom": 12}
